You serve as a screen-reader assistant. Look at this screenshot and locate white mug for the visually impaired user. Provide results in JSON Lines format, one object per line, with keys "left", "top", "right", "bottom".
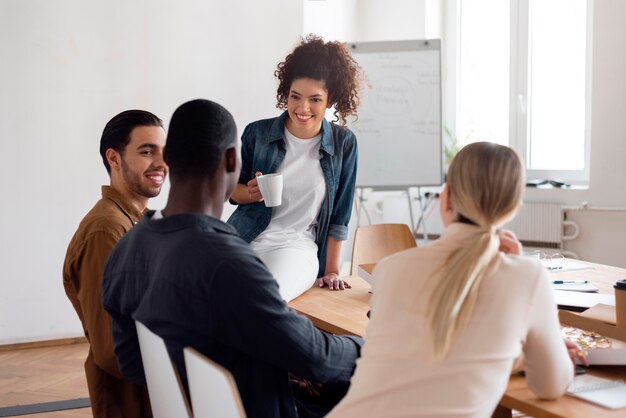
{"left": 256, "top": 173, "right": 283, "bottom": 207}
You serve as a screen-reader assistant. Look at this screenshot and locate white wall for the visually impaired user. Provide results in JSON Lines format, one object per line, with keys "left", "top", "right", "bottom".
{"left": 562, "top": 208, "right": 626, "bottom": 267}
{"left": 304, "top": 0, "right": 432, "bottom": 42}
{"left": 303, "top": 0, "right": 358, "bottom": 41}
{"left": 0, "top": 0, "right": 303, "bottom": 344}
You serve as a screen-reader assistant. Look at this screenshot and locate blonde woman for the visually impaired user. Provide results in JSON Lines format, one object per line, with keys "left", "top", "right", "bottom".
{"left": 329, "top": 142, "right": 584, "bottom": 418}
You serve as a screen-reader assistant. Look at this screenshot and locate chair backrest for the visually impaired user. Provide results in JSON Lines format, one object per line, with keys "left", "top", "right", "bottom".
{"left": 184, "top": 347, "right": 246, "bottom": 418}
{"left": 135, "top": 321, "right": 192, "bottom": 418}
{"left": 351, "top": 223, "right": 417, "bottom": 275}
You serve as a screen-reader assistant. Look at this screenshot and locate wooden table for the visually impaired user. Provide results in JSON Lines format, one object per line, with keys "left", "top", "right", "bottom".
{"left": 289, "top": 275, "right": 371, "bottom": 337}
{"left": 288, "top": 260, "right": 626, "bottom": 418}
{"left": 496, "top": 367, "right": 626, "bottom": 418}
{"left": 549, "top": 259, "right": 626, "bottom": 294}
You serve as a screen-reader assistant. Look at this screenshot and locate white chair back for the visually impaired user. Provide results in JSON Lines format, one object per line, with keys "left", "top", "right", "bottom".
{"left": 135, "top": 321, "right": 192, "bottom": 418}
{"left": 184, "top": 347, "right": 246, "bottom": 418}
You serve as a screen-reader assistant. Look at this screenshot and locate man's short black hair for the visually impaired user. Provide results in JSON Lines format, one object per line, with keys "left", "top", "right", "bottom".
{"left": 100, "top": 110, "right": 163, "bottom": 174}
{"left": 164, "top": 99, "right": 237, "bottom": 180}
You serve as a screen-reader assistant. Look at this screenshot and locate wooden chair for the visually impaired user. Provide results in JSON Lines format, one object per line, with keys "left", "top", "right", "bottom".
{"left": 135, "top": 321, "right": 192, "bottom": 418}
{"left": 184, "top": 347, "right": 246, "bottom": 418}
{"left": 351, "top": 223, "right": 417, "bottom": 275}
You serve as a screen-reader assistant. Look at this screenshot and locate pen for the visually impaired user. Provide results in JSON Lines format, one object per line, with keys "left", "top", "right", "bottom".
{"left": 552, "top": 280, "right": 589, "bottom": 285}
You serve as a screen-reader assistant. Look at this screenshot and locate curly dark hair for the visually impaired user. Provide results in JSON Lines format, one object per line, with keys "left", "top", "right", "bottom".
{"left": 275, "top": 34, "right": 362, "bottom": 126}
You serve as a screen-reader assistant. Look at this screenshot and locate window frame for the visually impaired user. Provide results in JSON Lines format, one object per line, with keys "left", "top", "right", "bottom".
{"left": 511, "top": 0, "right": 593, "bottom": 185}
{"left": 446, "top": 0, "right": 594, "bottom": 186}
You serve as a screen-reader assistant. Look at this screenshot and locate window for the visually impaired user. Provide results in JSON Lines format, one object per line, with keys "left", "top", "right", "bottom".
{"left": 458, "top": 0, "right": 510, "bottom": 146}
{"left": 451, "top": 0, "right": 591, "bottom": 184}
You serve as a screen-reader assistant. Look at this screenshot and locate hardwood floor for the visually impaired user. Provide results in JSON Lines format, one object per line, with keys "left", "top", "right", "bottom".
{"left": 0, "top": 340, "right": 532, "bottom": 418}
{"left": 28, "top": 409, "right": 92, "bottom": 417}
{"left": 0, "top": 342, "right": 91, "bottom": 417}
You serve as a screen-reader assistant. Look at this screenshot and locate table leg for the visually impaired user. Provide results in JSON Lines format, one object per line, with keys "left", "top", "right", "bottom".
{"left": 492, "top": 405, "right": 513, "bottom": 418}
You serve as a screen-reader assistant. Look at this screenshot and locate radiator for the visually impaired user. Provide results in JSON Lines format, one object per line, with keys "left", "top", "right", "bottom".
{"left": 504, "top": 202, "right": 563, "bottom": 247}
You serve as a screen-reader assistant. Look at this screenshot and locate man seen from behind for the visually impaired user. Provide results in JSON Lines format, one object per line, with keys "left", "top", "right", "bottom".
{"left": 102, "top": 99, "right": 362, "bottom": 418}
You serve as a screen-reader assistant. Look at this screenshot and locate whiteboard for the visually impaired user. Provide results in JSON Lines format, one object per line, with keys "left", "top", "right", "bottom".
{"left": 348, "top": 40, "right": 443, "bottom": 188}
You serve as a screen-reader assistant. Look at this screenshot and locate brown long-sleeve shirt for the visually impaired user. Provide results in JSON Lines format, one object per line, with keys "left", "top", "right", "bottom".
{"left": 63, "top": 185, "right": 152, "bottom": 418}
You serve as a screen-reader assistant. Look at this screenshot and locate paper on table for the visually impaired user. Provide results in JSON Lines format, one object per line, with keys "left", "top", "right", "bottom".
{"left": 552, "top": 281, "right": 599, "bottom": 293}
{"left": 357, "top": 263, "right": 376, "bottom": 285}
{"left": 545, "top": 260, "right": 595, "bottom": 273}
{"left": 553, "top": 290, "right": 615, "bottom": 310}
{"left": 567, "top": 374, "right": 626, "bottom": 409}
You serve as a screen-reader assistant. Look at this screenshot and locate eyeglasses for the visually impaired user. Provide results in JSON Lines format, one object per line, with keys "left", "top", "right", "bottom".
{"left": 523, "top": 250, "right": 565, "bottom": 270}
{"left": 541, "top": 252, "right": 565, "bottom": 270}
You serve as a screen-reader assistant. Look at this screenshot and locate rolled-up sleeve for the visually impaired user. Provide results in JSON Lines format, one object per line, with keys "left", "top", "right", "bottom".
{"left": 328, "top": 224, "right": 349, "bottom": 241}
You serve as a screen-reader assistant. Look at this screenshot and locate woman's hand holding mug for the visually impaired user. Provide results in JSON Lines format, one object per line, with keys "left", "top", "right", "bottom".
{"left": 247, "top": 172, "right": 264, "bottom": 202}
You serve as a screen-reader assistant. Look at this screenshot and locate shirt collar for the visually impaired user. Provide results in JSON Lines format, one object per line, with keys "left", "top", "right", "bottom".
{"left": 143, "top": 210, "right": 240, "bottom": 236}
{"left": 101, "top": 185, "right": 144, "bottom": 223}
{"left": 269, "top": 111, "right": 335, "bottom": 156}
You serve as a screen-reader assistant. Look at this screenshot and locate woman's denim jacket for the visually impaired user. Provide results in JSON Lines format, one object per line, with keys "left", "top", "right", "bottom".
{"left": 227, "top": 111, "right": 358, "bottom": 277}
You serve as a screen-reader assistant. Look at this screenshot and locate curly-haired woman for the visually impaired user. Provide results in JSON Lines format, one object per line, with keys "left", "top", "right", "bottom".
{"left": 228, "top": 34, "right": 363, "bottom": 302}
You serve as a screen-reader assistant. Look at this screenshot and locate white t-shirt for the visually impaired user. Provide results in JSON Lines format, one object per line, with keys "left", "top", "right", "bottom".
{"left": 252, "top": 128, "right": 326, "bottom": 250}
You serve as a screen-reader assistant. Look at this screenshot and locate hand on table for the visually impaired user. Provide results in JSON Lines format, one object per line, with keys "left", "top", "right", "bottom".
{"left": 317, "top": 272, "right": 351, "bottom": 290}
{"left": 564, "top": 338, "right": 589, "bottom": 368}
{"left": 247, "top": 172, "right": 264, "bottom": 202}
{"left": 498, "top": 229, "right": 523, "bottom": 256}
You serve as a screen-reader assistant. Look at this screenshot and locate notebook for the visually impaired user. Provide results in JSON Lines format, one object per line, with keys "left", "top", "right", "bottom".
{"left": 567, "top": 374, "right": 626, "bottom": 409}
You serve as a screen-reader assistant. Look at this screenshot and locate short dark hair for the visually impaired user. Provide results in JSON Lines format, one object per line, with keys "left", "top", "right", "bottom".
{"left": 164, "top": 99, "right": 237, "bottom": 180}
{"left": 99, "top": 110, "right": 163, "bottom": 174}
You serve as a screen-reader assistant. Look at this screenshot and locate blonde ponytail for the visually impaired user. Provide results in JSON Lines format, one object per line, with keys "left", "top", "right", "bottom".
{"left": 427, "top": 142, "right": 524, "bottom": 359}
